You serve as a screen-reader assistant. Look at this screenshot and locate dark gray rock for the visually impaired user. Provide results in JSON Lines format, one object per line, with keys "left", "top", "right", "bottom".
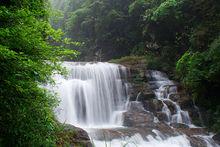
{"left": 142, "top": 99, "right": 164, "bottom": 113}
{"left": 156, "top": 112, "right": 169, "bottom": 122}
{"left": 189, "top": 136, "right": 208, "bottom": 147}
{"left": 213, "top": 133, "right": 220, "bottom": 145}
{"left": 170, "top": 123, "right": 189, "bottom": 129}
{"left": 127, "top": 101, "right": 146, "bottom": 112}
{"left": 169, "top": 93, "right": 181, "bottom": 101}
{"left": 123, "top": 111, "right": 155, "bottom": 127}
{"left": 163, "top": 100, "right": 177, "bottom": 115}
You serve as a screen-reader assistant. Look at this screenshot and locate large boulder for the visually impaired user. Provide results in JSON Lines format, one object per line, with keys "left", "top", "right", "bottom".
{"left": 156, "top": 112, "right": 169, "bottom": 122}
{"left": 123, "top": 101, "right": 177, "bottom": 137}
{"left": 56, "top": 124, "right": 92, "bottom": 147}
{"left": 142, "top": 99, "right": 164, "bottom": 113}
{"left": 213, "top": 133, "right": 220, "bottom": 145}
{"left": 123, "top": 111, "right": 155, "bottom": 128}
{"left": 163, "top": 100, "right": 177, "bottom": 115}
{"left": 169, "top": 93, "right": 181, "bottom": 101}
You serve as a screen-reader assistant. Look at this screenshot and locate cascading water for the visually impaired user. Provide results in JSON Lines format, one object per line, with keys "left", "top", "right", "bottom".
{"left": 146, "top": 70, "right": 219, "bottom": 147}
{"left": 52, "top": 62, "right": 219, "bottom": 147}
{"left": 146, "top": 70, "right": 192, "bottom": 125}
{"left": 54, "top": 62, "right": 128, "bottom": 127}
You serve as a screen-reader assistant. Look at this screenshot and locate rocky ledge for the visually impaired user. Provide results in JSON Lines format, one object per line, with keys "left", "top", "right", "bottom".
{"left": 56, "top": 124, "right": 92, "bottom": 147}
{"left": 112, "top": 58, "right": 219, "bottom": 146}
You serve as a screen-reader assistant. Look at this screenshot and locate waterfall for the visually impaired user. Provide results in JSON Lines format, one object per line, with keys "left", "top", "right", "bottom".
{"left": 52, "top": 62, "right": 218, "bottom": 147}
{"left": 146, "top": 70, "right": 192, "bottom": 125}
{"left": 54, "top": 62, "right": 128, "bottom": 127}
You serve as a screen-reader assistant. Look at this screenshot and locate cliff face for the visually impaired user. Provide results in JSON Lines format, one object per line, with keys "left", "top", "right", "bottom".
{"left": 113, "top": 57, "right": 202, "bottom": 127}
{"left": 112, "top": 57, "right": 220, "bottom": 146}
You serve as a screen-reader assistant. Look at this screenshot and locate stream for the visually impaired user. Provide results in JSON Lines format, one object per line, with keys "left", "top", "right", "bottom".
{"left": 52, "top": 62, "right": 219, "bottom": 147}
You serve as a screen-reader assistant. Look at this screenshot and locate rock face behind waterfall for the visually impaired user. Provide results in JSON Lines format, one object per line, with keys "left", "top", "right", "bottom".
{"left": 119, "top": 60, "right": 201, "bottom": 127}
{"left": 114, "top": 60, "right": 220, "bottom": 147}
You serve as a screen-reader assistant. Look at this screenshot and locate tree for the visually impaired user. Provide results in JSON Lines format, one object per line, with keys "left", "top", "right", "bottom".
{"left": 0, "top": 0, "right": 77, "bottom": 146}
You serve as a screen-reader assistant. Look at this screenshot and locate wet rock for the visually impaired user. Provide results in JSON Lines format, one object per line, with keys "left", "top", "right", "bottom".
{"left": 89, "top": 127, "right": 154, "bottom": 141}
{"left": 170, "top": 123, "right": 189, "bottom": 129}
{"left": 156, "top": 112, "right": 169, "bottom": 122}
{"left": 127, "top": 101, "right": 146, "bottom": 112}
{"left": 142, "top": 100, "right": 152, "bottom": 111}
{"left": 163, "top": 100, "right": 177, "bottom": 115}
{"left": 176, "top": 127, "right": 208, "bottom": 136}
{"left": 169, "top": 93, "right": 180, "bottom": 101}
{"left": 155, "top": 122, "right": 178, "bottom": 137}
{"left": 213, "top": 133, "right": 220, "bottom": 144}
{"left": 89, "top": 123, "right": 178, "bottom": 141}
{"left": 123, "top": 111, "right": 155, "bottom": 127}
{"left": 57, "top": 124, "right": 92, "bottom": 147}
{"left": 129, "top": 82, "right": 155, "bottom": 101}
{"left": 189, "top": 136, "right": 208, "bottom": 147}
{"left": 89, "top": 128, "right": 124, "bottom": 141}
{"left": 138, "top": 92, "right": 155, "bottom": 101}
{"left": 142, "top": 99, "right": 164, "bottom": 113}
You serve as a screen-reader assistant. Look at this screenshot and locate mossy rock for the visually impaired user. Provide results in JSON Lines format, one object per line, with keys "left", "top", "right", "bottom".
{"left": 56, "top": 124, "right": 92, "bottom": 147}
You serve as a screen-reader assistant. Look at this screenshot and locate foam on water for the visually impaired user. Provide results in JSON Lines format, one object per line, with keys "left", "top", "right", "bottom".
{"left": 146, "top": 70, "right": 192, "bottom": 125}
{"left": 52, "top": 62, "right": 218, "bottom": 147}
{"left": 54, "top": 62, "right": 128, "bottom": 128}
{"left": 93, "top": 133, "right": 191, "bottom": 147}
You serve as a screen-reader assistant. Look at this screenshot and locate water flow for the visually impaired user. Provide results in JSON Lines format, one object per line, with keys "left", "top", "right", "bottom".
{"left": 93, "top": 133, "right": 191, "bottom": 147}
{"left": 146, "top": 70, "right": 191, "bottom": 125}
{"left": 54, "top": 62, "right": 128, "bottom": 127}
{"left": 53, "top": 63, "right": 218, "bottom": 147}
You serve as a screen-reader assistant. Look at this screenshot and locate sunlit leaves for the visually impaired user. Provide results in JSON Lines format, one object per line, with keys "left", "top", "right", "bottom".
{"left": 0, "top": 0, "right": 78, "bottom": 146}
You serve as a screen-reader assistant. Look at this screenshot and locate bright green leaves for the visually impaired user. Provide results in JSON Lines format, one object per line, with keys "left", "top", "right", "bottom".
{"left": 176, "top": 37, "right": 220, "bottom": 113}
{"left": 177, "top": 37, "right": 220, "bottom": 88}
{"left": 0, "top": 45, "right": 17, "bottom": 59}
{"left": 150, "top": 0, "right": 183, "bottom": 21}
{"left": 0, "top": 0, "right": 78, "bottom": 146}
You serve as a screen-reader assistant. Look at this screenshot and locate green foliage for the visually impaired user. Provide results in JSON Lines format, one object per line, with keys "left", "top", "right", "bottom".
{"left": 129, "top": 0, "right": 149, "bottom": 15}
{"left": 51, "top": 0, "right": 220, "bottom": 132}
{"left": 0, "top": 0, "right": 77, "bottom": 146}
{"left": 52, "top": 0, "right": 138, "bottom": 60}
{"left": 176, "top": 37, "right": 220, "bottom": 131}
{"left": 109, "top": 55, "right": 146, "bottom": 65}
{"left": 177, "top": 38, "right": 220, "bottom": 99}
{"left": 150, "top": 0, "right": 183, "bottom": 21}
{"left": 130, "top": 42, "right": 146, "bottom": 55}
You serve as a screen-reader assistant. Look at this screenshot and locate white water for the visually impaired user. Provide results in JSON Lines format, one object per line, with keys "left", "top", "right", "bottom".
{"left": 54, "top": 62, "right": 127, "bottom": 128}
{"left": 146, "top": 70, "right": 219, "bottom": 147}
{"left": 93, "top": 133, "right": 191, "bottom": 147}
{"left": 147, "top": 70, "right": 192, "bottom": 126}
{"left": 52, "top": 62, "right": 218, "bottom": 147}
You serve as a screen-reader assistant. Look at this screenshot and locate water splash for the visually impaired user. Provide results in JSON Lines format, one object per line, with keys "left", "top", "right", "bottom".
{"left": 147, "top": 70, "right": 192, "bottom": 125}
{"left": 54, "top": 62, "right": 128, "bottom": 127}
{"left": 52, "top": 63, "right": 218, "bottom": 147}
{"left": 93, "top": 133, "right": 191, "bottom": 147}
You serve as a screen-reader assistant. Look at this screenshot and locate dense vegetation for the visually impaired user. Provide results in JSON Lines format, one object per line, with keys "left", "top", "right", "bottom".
{"left": 52, "top": 0, "right": 220, "bottom": 131}
{"left": 1, "top": 0, "right": 220, "bottom": 145}
{"left": 0, "top": 0, "right": 77, "bottom": 146}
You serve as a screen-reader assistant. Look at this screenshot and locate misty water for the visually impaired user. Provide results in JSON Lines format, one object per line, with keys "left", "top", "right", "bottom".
{"left": 52, "top": 62, "right": 218, "bottom": 147}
